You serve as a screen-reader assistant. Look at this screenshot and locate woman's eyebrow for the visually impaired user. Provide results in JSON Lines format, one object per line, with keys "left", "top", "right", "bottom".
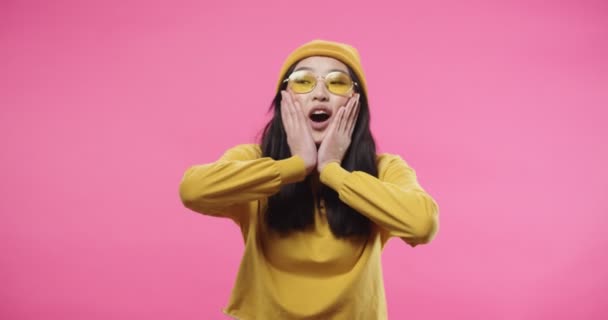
{"left": 294, "top": 66, "right": 314, "bottom": 71}
{"left": 294, "top": 67, "right": 348, "bottom": 73}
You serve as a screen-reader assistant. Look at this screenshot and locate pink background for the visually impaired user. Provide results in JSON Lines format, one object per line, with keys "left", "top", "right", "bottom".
{"left": 2, "top": 0, "right": 607, "bottom": 319}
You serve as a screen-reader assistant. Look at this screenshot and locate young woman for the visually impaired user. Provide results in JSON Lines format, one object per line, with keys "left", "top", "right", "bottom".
{"left": 179, "top": 39, "right": 440, "bottom": 319}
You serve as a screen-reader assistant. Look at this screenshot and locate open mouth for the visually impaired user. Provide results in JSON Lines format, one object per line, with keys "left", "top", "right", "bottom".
{"left": 310, "top": 110, "right": 330, "bottom": 122}
{"left": 307, "top": 106, "right": 333, "bottom": 130}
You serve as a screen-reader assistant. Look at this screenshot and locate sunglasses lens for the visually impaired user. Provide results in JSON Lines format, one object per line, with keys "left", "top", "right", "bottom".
{"left": 288, "top": 71, "right": 316, "bottom": 93}
{"left": 326, "top": 72, "right": 353, "bottom": 95}
{"left": 287, "top": 71, "right": 354, "bottom": 95}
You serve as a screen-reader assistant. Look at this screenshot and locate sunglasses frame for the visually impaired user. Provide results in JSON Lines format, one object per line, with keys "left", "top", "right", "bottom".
{"left": 283, "top": 70, "right": 359, "bottom": 96}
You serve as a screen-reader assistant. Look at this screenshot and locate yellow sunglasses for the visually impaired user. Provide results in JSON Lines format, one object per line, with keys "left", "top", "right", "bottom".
{"left": 283, "top": 70, "right": 358, "bottom": 96}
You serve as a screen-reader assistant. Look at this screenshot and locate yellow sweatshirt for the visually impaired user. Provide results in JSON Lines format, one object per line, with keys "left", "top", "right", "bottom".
{"left": 179, "top": 144, "right": 439, "bottom": 320}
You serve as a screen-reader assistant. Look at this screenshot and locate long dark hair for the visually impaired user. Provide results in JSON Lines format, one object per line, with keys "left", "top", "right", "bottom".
{"left": 260, "top": 63, "right": 378, "bottom": 239}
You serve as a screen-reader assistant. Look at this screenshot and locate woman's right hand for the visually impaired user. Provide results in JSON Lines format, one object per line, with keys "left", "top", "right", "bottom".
{"left": 280, "top": 90, "right": 317, "bottom": 175}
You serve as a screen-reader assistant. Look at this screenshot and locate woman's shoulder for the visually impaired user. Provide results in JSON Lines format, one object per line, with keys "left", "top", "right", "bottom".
{"left": 375, "top": 152, "right": 414, "bottom": 172}
{"left": 375, "top": 152, "right": 407, "bottom": 164}
{"left": 221, "top": 143, "right": 263, "bottom": 160}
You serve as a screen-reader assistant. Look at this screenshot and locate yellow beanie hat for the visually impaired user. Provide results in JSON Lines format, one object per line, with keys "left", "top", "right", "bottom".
{"left": 276, "top": 39, "right": 368, "bottom": 96}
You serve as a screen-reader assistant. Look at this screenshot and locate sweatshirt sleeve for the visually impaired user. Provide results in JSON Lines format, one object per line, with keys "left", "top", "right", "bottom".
{"left": 319, "top": 154, "right": 439, "bottom": 248}
{"left": 179, "top": 144, "right": 307, "bottom": 223}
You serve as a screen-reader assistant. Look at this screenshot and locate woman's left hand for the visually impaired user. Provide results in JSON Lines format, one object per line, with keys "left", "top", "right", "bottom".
{"left": 317, "top": 94, "right": 360, "bottom": 173}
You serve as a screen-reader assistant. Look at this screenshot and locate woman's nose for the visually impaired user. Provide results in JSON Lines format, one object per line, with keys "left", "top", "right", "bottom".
{"left": 311, "top": 79, "right": 330, "bottom": 101}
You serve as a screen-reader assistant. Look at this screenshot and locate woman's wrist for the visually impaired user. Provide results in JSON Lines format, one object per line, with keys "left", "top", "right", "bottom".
{"left": 318, "top": 160, "right": 341, "bottom": 173}
{"left": 319, "top": 161, "right": 349, "bottom": 190}
{"left": 276, "top": 155, "right": 308, "bottom": 184}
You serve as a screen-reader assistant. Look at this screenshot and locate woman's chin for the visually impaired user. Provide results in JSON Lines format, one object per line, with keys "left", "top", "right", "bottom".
{"left": 312, "top": 133, "right": 326, "bottom": 146}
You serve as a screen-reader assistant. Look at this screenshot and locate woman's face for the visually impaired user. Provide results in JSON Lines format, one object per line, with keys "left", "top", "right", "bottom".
{"left": 288, "top": 56, "right": 354, "bottom": 145}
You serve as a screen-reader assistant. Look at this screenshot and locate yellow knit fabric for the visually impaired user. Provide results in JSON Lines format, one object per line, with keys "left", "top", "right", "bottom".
{"left": 277, "top": 39, "right": 369, "bottom": 95}
{"left": 179, "top": 144, "right": 440, "bottom": 319}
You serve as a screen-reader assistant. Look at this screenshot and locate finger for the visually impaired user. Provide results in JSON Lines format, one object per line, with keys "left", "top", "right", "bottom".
{"left": 280, "top": 91, "right": 290, "bottom": 119}
{"left": 292, "top": 95, "right": 306, "bottom": 121}
{"left": 340, "top": 100, "right": 353, "bottom": 133}
{"left": 349, "top": 98, "right": 360, "bottom": 136}
{"left": 339, "top": 97, "right": 356, "bottom": 132}
{"left": 325, "top": 107, "right": 342, "bottom": 136}
{"left": 287, "top": 91, "right": 303, "bottom": 126}
{"left": 283, "top": 90, "right": 295, "bottom": 115}
{"left": 345, "top": 94, "right": 359, "bottom": 130}
{"left": 337, "top": 106, "right": 349, "bottom": 133}
{"left": 286, "top": 91, "right": 307, "bottom": 128}
{"left": 280, "top": 92, "right": 287, "bottom": 120}
{"left": 346, "top": 94, "right": 359, "bottom": 131}
{"left": 281, "top": 91, "right": 296, "bottom": 130}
